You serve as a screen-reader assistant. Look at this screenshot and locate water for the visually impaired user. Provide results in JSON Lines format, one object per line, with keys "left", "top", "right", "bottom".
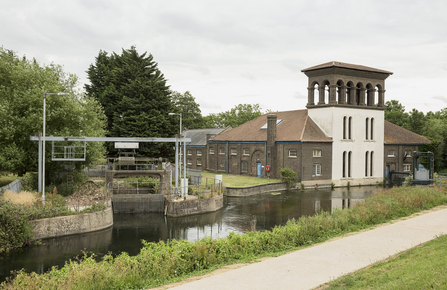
{"left": 0, "top": 187, "right": 378, "bottom": 282}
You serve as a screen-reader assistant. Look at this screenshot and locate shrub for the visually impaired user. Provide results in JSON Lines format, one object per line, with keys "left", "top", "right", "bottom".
{"left": 0, "top": 200, "right": 34, "bottom": 254}
{"left": 280, "top": 168, "right": 299, "bottom": 189}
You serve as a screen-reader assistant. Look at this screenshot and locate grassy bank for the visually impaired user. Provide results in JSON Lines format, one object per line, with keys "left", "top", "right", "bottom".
{"left": 0, "top": 174, "right": 17, "bottom": 188}
{"left": 202, "top": 172, "right": 281, "bottom": 187}
{"left": 324, "top": 233, "right": 447, "bottom": 289}
{"left": 2, "top": 186, "right": 447, "bottom": 289}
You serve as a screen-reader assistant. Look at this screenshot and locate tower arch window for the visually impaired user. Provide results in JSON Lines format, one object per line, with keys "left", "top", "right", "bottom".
{"left": 342, "top": 151, "right": 346, "bottom": 178}
{"left": 366, "top": 83, "right": 374, "bottom": 106}
{"left": 370, "top": 118, "right": 374, "bottom": 140}
{"left": 343, "top": 116, "right": 347, "bottom": 139}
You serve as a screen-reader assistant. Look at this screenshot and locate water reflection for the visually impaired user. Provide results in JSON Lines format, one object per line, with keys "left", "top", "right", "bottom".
{"left": 0, "top": 187, "right": 376, "bottom": 282}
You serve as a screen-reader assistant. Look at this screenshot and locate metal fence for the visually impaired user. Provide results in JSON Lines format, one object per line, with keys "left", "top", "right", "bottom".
{"left": 0, "top": 179, "right": 21, "bottom": 196}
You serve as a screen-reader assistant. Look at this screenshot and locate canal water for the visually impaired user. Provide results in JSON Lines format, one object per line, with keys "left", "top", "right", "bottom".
{"left": 0, "top": 187, "right": 379, "bottom": 282}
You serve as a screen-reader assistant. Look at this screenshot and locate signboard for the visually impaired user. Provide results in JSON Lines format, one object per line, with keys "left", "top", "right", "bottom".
{"left": 115, "top": 142, "right": 139, "bottom": 149}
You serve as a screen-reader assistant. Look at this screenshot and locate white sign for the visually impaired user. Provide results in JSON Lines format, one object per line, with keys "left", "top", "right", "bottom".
{"left": 114, "top": 142, "right": 139, "bottom": 149}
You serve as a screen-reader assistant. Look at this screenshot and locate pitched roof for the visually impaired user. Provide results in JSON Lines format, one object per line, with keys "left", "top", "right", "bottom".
{"left": 211, "top": 110, "right": 332, "bottom": 142}
{"left": 301, "top": 61, "right": 393, "bottom": 75}
{"left": 384, "top": 120, "right": 430, "bottom": 144}
{"left": 183, "top": 128, "right": 231, "bottom": 146}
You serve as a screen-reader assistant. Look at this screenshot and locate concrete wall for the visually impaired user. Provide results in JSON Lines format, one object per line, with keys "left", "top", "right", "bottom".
{"left": 112, "top": 194, "right": 165, "bottom": 213}
{"left": 224, "top": 182, "right": 287, "bottom": 197}
{"left": 30, "top": 207, "right": 113, "bottom": 240}
{"left": 166, "top": 195, "right": 223, "bottom": 217}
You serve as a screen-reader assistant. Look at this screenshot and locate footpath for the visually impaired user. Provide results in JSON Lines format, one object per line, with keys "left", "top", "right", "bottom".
{"left": 159, "top": 207, "right": 447, "bottom": 290}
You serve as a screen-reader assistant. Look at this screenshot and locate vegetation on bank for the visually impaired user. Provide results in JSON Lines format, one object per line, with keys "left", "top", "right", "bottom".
{"left": 0, "top": 186, "right": 107, "bottom": 254}
{"left": 324, "top": 233, "right": 447, "bottom": 289}
{"left": 201, "top": 171, "right": 281, "bottom": 187}
{"left": 2, "top": 186, "right": 447, "bottom": 290}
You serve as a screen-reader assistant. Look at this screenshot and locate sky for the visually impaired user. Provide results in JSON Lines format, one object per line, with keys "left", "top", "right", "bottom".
{"left": 2, "top": 0, "right": 447, "bottom": 116}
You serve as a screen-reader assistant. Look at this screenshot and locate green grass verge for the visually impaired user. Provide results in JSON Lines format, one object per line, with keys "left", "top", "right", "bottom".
{"left": 201, "top": 171, "right": 281, "bottom": 187}
{"left": 2, "top": 186, "right": 447, "bottom": 290}
{"left": 325, "top": 234, "right": 447, "bottom": 289}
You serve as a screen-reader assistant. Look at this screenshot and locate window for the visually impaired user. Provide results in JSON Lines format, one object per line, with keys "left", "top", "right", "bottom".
{"left": 370, "top": 118, "right": 374, "bottom": 140}
{"left": 187, "top": 149, "right": 192, "bottom": 155}
{"left": 243, "top": 149, "right": 250, "bottom": 156}
{"left": 197, "top": 149, "right": 202, "bottom": 156}
{"left": 241, "top": 161, "right": 248, "bottom": 173}
{"left": 343, "top": 116, "right": 347, "bottom": 139}
{"left": 289, "top": 150, "right": 297, "bottom": 157}
{"left": 387, "top": 150, "right": 395, "bottom": 157}
{"left": 348, "top": 117, "right": 352, "bottom": 139}
{"left": 404, "top": 150, "right": 412, "bottom": 157}
{"left": 343, "top": 116, "right": 352, "bottom": 140}
{"left": 219, "top": 147, "right": 225, "bottom": 155}
{"left": 404, "top": 164, "right": 411, "bottom": 172}
{"left": 313, "top": 149, "right": 322, "bottom": 157}
{"left": 196, "top": 158, "right": 202, "bottom": 166}
{"left": 370, "top": 151, "right": 374, "bottom": 177}
{"left": 313, "top": 164, "right": 321, "bottom": 176}
{"left": 187, "top": 158, "right": 192, "bottom": 165}
{"left": 231, "top": 148, "right": 237, "bottom": 155}
{"left": 348, "top": 151, "right": 352, "bottom": 177}
{"left": 365, "top": 118, "right": 369, "bottom": 140}
{"left": 365, "top": 151, "right": 369, "bottom": 177}
{"left": 342, "top": 151, "right": 346, "bottom": 178}
{"left": 209, "top": 147, "right": 215, "bottom": 155}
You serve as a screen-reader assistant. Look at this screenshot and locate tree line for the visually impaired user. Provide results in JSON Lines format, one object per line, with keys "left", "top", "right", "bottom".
{"left": 385, "top": 100, "right": 447, "bottom": 172}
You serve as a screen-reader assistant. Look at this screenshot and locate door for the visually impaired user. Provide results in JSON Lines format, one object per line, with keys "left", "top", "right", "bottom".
{"left": 257, "top": 162, "right": 261, "bottom": 177}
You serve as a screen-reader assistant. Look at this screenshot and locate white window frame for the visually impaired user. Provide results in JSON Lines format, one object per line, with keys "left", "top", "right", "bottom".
{"left": 289, "top": 150, "right": 297, "bottom": 158}
{"left": 187, "top": 158, "right": 192, "bottom": 165}
{"left": 313, "top": 149, "right": 322, "bottom": 157}
{"left": 219, "top": 147, "right": 225, "bottom": 155}
{"left": 387, "top": 150, "right": 395, "bottom": 157}
{"left": 196, "top": 158, "right": 202, "bottom": 166}
{"left": 187, "top": 149, "right": 192, "bottom": 156}
{"left": 405, "top": 150, "right": 412, "bottom": 157}
{"left": 313, "top": 164, "right": 321, "bottom": 176}
{"left": 209, "top": 147, "right": 215, "bottom": 155}
{"left": 231, "top": 148, "right": 237, "bottom": 155}
{"left": 243, "top": 149, "right": 250, "bottom": 156}
{"left": 196, "top": 149, "right": 202, "bottom": 156}
{"left": 404, "top": 164, "right": 411, "bottom": 172}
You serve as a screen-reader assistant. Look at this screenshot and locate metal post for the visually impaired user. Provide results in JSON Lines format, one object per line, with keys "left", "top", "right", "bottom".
{"left": 174, "top": 135, "right": 179, "bottom": 196}
{"left": 42, "top": 92, "right": 46, "bottom": 206}
{"left": 38, "top": 132, "right": 42, "bottom": 193}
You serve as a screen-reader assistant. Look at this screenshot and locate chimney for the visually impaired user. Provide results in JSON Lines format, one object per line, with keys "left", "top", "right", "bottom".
{"left": 267, "top": 114, "right": 277, "bottom": 178}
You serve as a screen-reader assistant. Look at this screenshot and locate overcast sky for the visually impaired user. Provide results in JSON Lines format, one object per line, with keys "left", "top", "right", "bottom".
{"left": 2, "top": 0, "right": 447, "bottom": 116}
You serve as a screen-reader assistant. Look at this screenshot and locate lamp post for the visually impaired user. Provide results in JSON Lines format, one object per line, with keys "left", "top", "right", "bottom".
{"left": 168, "top": 112, "right": 186, "bottom": 197}
{"left": 42, "top": 92, "right": 69, "bottom": 205}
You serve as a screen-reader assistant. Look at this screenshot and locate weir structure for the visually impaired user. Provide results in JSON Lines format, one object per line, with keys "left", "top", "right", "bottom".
{"left": 30, "top": 135, "right": 191, "bottom": 203}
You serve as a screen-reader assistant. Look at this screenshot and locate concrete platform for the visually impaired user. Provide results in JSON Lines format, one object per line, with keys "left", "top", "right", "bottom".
{"left": 164, "top": 207, "right": 447, "bottom": 290}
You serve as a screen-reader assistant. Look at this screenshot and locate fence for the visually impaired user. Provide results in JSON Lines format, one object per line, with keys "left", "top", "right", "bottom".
{"left": 0, "top": 179, "right": 21, "bottom": 196}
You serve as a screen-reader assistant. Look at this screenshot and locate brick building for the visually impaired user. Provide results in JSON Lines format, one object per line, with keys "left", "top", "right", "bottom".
{"left": 205, "top": 61, "right": 429, "bottom": 186}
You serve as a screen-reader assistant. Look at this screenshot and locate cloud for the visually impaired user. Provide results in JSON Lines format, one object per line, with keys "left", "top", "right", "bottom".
{"left": 433, "top": 96, "right": 447, "bottom": 103}
{"left": 293, "top": 91, "right": 307, "bottom": 99}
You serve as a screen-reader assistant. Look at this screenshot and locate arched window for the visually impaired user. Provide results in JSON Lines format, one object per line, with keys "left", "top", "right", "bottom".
{"left": 348, "top": 117, "right": 352, "bottom": 139}
{"left": 348, "top": 151, "right": 352, "bottom": 178}
{"left": 370, "top": 118, "right": 374, "bottom": 140}
{"left": 366, "top": 84, "right": 374, "bottom": 106}
{"left": 343, "top": 116, "right": 347, "bottom": 139}
{"left": 365, "top": 118, "right": 369, "bottom": 140}
{"left": 342, "top": 151, "right": 346, "bottom": 178}
{"left": 365, "top": 151, "right": 369, "bottom": 176}
{"left": 370, "top": 151, "right": 374, "bottom": 176}
{"left": 337, "top": 80, "right": 345, "bottom": 104}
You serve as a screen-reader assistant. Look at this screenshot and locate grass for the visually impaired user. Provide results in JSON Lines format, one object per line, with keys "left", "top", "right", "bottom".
{"left": 324, "top": 233, "right": 447, "bottom": 289}
{"left": 201, "top": 171, "right": 281, "bottom": 187}
{"left": 2, "top": 185, "right": 447, "bottom": 290}
{"left": 0, "top": 174, "right": 17, "bottom": 187}
{"left": 1, "top": 190, "right": 38, "bottom": 207}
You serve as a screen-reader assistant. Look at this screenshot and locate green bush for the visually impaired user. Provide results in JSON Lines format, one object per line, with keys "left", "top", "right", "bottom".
{"left": 19, "top": 173, "right": 38, "bottom": 192}
{"left": 280, "top": 168, "right": 299, "bottom": 189}
{"left": 0, "top": 200, "right": 34, "bottom": 254}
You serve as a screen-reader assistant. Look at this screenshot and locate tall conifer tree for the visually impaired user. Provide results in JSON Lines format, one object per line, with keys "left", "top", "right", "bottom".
{"left": 85, "top": 46, "right": 176, "bottom": 157}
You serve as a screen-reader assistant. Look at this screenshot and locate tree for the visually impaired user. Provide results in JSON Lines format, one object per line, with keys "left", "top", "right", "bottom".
{"left": 408, "top": 108, "right": 425, "bottom": 135}
{"left": 204, "top": 104, "right": 263, "bottom": 128}
{"left": 384, "top": 100, "right": 409, "bottom": 129}
{"left": 85, "top": 46, "right": 176, "bottom": 157}
{"left": 0, "top": 47, "right": 106, "bottom": 181}
{"left": 171, "top": 91, "right": 206, "bottom": 130}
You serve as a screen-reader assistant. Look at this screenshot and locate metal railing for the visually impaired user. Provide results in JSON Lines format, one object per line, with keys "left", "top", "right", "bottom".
{"left": 0, "top": 179, "right": 22, "bottom": 196}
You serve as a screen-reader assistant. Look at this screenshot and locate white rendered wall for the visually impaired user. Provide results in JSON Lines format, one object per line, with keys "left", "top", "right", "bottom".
{"left": 308, "top": 107, "right": 384, "bottom": 186}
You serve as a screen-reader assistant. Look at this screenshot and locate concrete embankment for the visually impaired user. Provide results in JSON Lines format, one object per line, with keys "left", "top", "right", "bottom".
{"left": 166, "top": 195, "right": 223, "bottom": 217}
{"left": 30, "top": 207, "right": 113, "bottom": 240}
{"left": 224, "top": 182, "right": 287, "bottom": 197}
